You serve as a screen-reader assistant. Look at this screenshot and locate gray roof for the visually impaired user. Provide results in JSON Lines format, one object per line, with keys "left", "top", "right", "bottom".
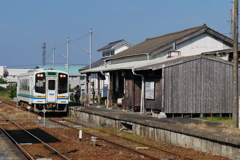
{"left": 104, "top": 24, "right": 234, "bottom": 60}
{"left": 79, "top": 59, "right": 104, "bottom": 71}
{"left": 80, "top": 55, "right": 186, "bottom": 74}
{"left": 97, "top": 39, "right": 132, "bottom": 52}
{"left": 135, "top": 55, "right": 233, "bottom": 71}
{"left": 80, "top": 54, "right": 235, "bottom": 74}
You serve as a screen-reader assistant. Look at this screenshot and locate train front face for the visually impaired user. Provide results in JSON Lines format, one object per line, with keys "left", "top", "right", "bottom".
{"left": 34, "top": 71, "right": 69, "bottom": 112}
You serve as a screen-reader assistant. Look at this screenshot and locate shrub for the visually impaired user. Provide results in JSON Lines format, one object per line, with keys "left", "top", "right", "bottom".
{"left": 6, "top": 83, "right": 17, "bottom": 99}
{"left": 93, "top": 97, "right": 107, "bottom": 105}
{"left": 0, "top": 78, "right": 7, "bottom": 84}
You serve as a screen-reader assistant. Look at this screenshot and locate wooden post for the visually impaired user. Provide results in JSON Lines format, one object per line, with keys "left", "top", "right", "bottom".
{"left": 233, "top": 0, "right": 238, "bottom": 127}
{"left": 98, "top": 76, "right": 101, "bottom": 105}
{"left": 109, "top": 72, "right": 113, "bottom": 105}
{"left": 132, "top": 75, "right": 135, "bottom": 112}
{"left": 86, "top": 74, "right": 89, "bottom": 106}
{"left": 161, "top": 66, "right": 165, "bottom": 112}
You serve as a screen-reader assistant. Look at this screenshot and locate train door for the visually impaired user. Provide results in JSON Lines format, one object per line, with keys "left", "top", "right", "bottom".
{"left": 46, "top": 77, "right": 57, "bottom": 103}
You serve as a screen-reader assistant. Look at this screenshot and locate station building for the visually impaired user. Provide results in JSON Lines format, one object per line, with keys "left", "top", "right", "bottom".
{"left": 80, "top": 24, "right": 239, "bottom": 117}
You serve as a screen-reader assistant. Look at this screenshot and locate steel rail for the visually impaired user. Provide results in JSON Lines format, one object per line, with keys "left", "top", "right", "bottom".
{"left": 49, "top": 118, "right": 160, "bottom": 160}
{"left": 0, "top": 126, "right": 34, "bottom": 160}
{"left": 2, "top": 98, "right": 191, "bottom": 159}
{"left": 62, "top": 119, "right": 193, "bottom": 160}
{"left": 0, "top": 114, "right": 70, "bottom": 160}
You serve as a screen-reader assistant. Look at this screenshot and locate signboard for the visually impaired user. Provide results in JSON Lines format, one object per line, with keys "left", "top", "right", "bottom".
{"left": 145, "top": 81, "right": 154, "bottom": 99}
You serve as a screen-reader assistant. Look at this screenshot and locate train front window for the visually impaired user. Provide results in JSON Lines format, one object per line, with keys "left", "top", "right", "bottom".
{"left": 48, "top": 80, "right": 55, "bottom": 90}
{"left": 35, "top": 73, "right": 45, "bottom": 93}
{"left": 58, "top": 73, "right": 68, "bottom": 94}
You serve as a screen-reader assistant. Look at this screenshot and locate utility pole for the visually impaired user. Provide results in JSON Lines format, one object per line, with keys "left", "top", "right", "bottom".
{"left": 62, "top": 37, "right": 70, "bottom": 74}
{"left": 83, "top": 28, "right": 93, "bottom": 69}
{"left": 52, "top": 44, "right": 55, "bottom": 69}
{"left": 41, "top": 42, "right": 46, "bottom": 67}
{"left": 90, "top": 28, "right": 92, "bottom": 69}
{"left": 230, "top": 9, "right": 233, "bottom": 39}
{"left": 233, "top": 0, "right": 238, "bottom": 128}
{"left": 67, "top": 37, "right": 69, "bottom": 74}
{"left": 48, "top": 44, "right": 55, "bottom": 69}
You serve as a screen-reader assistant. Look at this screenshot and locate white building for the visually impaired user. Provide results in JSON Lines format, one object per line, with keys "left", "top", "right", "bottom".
{"left": 0, "top": 67, "right": 32, "bottom": 83}
{"left": 79, "top": 39, "right": 133, "bottom": 103}
{"left": 81, "top": 24, "right": 235, "bottom": 106}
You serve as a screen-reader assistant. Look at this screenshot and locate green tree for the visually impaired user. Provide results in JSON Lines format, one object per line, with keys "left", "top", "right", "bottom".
{"left": 6, "top": 83, "right": 17, "bottom": 99}
{"left": 0, "top": 86, "right": 6, "bottom": 92}
{"left": 0, "top": 77, "right": 7, "bottom": 84}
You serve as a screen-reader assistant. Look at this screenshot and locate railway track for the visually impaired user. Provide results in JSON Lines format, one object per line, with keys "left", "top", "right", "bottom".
{"left": 0, "top": 97, "right": 232, "bottom": 160}
{"left": 50, "top": 118, "right": 193, "bottom": 160}
{"left": 0, "top": 113, "right": 69, "bottom": 160}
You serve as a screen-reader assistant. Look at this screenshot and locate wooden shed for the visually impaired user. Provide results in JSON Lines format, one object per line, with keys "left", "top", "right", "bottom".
{"left": 135, "top": 55, "right": 238, "bottom": 117}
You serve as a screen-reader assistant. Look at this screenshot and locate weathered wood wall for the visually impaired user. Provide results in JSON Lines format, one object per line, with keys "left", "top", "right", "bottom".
{"left": 144, "top": 70, "right": 163, "bottom": 110}
{"left": 124, "top": 72, "right": 141, "bottom": 110}
{"left": 164, "top": 58, "right": 234, "bottom": 114}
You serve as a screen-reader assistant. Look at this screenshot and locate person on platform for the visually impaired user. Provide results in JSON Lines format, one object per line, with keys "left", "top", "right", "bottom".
{"left": 75, "top": 85, "right": 81, "bottom": 104}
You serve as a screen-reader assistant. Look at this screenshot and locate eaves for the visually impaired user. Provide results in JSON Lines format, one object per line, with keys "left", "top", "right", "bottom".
{"left": 150, "top": 28, "right": 234, "bottom": 57}
{"left": 103, "top": 52, "right": 149, "bottom": 61}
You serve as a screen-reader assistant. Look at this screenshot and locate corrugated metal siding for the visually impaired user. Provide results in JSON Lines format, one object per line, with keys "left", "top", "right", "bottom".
{"left": 164, "top": 58, "right": 234, "bottom": 114}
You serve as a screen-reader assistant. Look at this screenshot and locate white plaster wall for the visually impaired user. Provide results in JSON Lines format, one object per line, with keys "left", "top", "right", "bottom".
{"left": 111, "top": 55, "right": 148, "bottom": 64}
{"left": 179, "top": 33, "right": 231, "bottom": 56}
{"left": 115, "top": 45, "right": 129, "bottom": 54}
{"left": 8, "top": 69, "right": 31, "bottom": 76}
{"left": 88, "top": 72, "right": 110, "bottom": 100}
{"left": 0, "top": 66, "right": 3, "bottom": 77}
{"left": 154, "top": 33, "right": 231, "bottom": 59}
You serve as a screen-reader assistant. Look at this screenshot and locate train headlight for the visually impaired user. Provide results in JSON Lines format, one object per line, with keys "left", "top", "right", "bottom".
{"left": 60, "top": 74, "right": 66, "bottom": 78}
{"left": 37, "top": 74, "right": 44, "bottom": 77}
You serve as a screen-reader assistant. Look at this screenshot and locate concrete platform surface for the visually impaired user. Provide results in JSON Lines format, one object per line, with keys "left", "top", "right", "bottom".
{"left": 69, "top": 104, "right": 240, "bottom": 146}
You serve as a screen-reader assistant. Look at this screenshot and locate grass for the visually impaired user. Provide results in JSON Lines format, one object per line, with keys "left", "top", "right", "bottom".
{"left": 201, "top": 116, "right": 233, "bottom": 125}
{"left": 182, "top": 116, "right": 240, "bottom": 136}
{"left": 0, "top": 93, "right": 12, "bottom": 100}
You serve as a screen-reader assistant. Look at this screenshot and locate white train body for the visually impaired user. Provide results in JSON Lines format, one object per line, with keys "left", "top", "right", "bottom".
{"left": 17, "top": 69, "right": 69, "bottom": 112}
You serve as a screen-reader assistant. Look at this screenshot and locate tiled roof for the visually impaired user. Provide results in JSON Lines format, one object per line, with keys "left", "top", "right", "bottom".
{"left": 104, "top": 24, "right": 233, "bottom": 60}
{"left": 79, "top": 59, "right": 104, "bottom": 71}
{"left": 97, "top": 39, "right": 132, "bottom": 52}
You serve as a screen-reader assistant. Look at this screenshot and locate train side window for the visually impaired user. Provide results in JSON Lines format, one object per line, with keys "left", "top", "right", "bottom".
{"left": 48, "top": 80, "right": 55, "bottom": 90}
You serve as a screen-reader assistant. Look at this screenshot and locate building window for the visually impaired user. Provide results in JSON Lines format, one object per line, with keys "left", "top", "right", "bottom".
{"left": 102, "top": 51, "right": 115, "bottom": 57}
{"left": 80, "top": 76, "right": 85, "bottom": 80}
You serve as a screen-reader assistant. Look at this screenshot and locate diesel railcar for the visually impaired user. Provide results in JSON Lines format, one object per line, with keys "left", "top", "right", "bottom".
{"left": 17, "top": 69, "right": 69, "bottom": 113}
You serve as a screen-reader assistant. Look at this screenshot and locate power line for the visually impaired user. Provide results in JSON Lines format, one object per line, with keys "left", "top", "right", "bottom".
{"left": 71, "top": 33, "right": 89, "bottom": 42}
{"left": 49, "top": 32, "right": 89, "bottom": 51}
{"left": 92, "top": 33, "right": 107, "bottom": 45}
{"left": 55, "top": 42, "right": 67, "bottom": 49}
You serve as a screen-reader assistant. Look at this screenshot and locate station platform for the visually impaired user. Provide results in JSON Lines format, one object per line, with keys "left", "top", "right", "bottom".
{"left": 69, "top": 103, "right": 224, "bottom": 129}
{"left": 68, "top": 103, "right": 240, "bottom": 159}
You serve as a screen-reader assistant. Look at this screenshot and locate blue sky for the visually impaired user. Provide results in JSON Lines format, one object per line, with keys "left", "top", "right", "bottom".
{"left": 0, "top": 0, "right": 234, "bottom": 68}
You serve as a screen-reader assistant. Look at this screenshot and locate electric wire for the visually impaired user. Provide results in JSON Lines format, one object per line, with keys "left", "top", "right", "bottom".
{"left": 92, "top": 33, "right": 107, "bottom": 45}
{"left": 71, "top": 33, "right": 89, "bottom": 42}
